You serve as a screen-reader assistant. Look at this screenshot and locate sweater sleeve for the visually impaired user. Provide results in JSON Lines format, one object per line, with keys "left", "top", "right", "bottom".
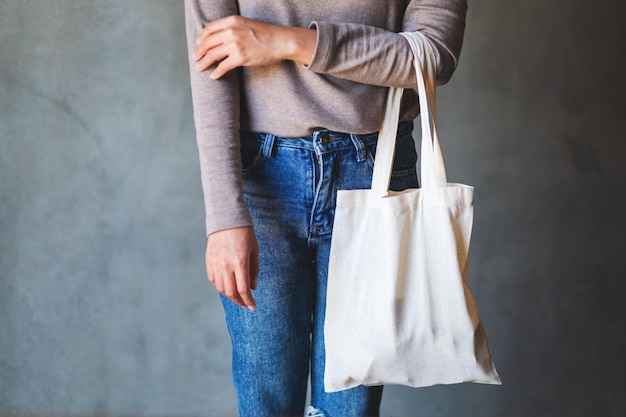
{"left": 184, "top": 0, "right": 253, "bottom": 236}
{"left": 306, "top": 0, "right": 467, "bottom": 87}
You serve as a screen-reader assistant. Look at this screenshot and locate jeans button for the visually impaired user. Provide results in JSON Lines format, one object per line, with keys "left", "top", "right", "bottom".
{"left": 321, "top": 135, "right": 330, "bottom": 146}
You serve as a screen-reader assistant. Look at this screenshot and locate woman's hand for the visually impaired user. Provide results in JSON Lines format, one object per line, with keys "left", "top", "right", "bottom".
{"left": 205, "top": 226, "right": 259, "bottom": 311}
{"left": 193, "top": 15, "right": 317, "bottom": 79}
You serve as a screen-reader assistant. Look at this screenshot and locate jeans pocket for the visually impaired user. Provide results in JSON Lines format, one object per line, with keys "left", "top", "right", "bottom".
{"left": 240, "top": 132, "right": 265, "bottom": 177}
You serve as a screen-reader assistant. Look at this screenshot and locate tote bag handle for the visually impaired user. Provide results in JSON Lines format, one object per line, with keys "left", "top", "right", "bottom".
{"left": 371, "top": 31, "right": 448, "bottom": 193}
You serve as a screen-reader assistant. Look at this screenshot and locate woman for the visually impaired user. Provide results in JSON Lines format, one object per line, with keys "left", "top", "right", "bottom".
{"left": 184, "top": 1, "right": 467, "bottom": 416}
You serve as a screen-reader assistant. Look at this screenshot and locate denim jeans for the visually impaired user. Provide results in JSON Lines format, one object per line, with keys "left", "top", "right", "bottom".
{"left": 221, "top": 121, "right": 418, "bottom": 417}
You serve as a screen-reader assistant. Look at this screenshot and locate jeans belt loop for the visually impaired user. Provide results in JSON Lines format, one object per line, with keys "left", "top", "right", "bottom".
{"left": 262, "top": 133, "right": 276, "bottom": 158}
{"left": 350, "top": 133, "right": 367, "bottom": 162}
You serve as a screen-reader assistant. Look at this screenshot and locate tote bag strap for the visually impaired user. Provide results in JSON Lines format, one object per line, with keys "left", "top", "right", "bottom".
{"left": 370, "top": 87, "right": 404, "bottom": 194}
{"left": 370, "top": 31, "right": 448, "bottom": 193}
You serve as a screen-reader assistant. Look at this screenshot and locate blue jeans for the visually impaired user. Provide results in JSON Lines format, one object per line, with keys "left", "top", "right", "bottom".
{"left": 222, "top": 121, "right": 418, "bottom": 417}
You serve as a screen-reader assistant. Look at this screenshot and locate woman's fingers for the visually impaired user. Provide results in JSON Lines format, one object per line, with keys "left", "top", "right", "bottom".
{"left": 194, "top": 43, "right": 229, "bottom": 73}
{"left": 208, "top": 54, "right": 242, "bottom": 80}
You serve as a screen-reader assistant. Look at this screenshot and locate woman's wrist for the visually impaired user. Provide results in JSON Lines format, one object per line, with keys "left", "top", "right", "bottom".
{"left": 282, "top": 27, "right": 317, "bottom": 65}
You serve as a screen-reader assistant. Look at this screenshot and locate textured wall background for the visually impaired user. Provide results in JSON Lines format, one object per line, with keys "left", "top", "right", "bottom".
{"left": 1, "top": 0, "right": 625, "bottom": 416}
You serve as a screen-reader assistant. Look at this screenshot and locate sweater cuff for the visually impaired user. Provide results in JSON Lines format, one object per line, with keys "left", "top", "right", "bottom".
{"left": 304, "top": 21, "right": 334, "bottom": 73}
{"left": 205, "top": 207, "right": 253, "bottom": 237}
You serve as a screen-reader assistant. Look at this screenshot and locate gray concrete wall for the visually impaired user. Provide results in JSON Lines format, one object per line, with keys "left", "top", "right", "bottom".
{"left": 1, "top": 0, "right": 624, "bottom": 416}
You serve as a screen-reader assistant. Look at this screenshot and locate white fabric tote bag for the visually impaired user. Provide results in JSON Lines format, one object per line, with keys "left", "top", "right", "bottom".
{"left": 324, "top": 31, "right": 501, "bottom": 392}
